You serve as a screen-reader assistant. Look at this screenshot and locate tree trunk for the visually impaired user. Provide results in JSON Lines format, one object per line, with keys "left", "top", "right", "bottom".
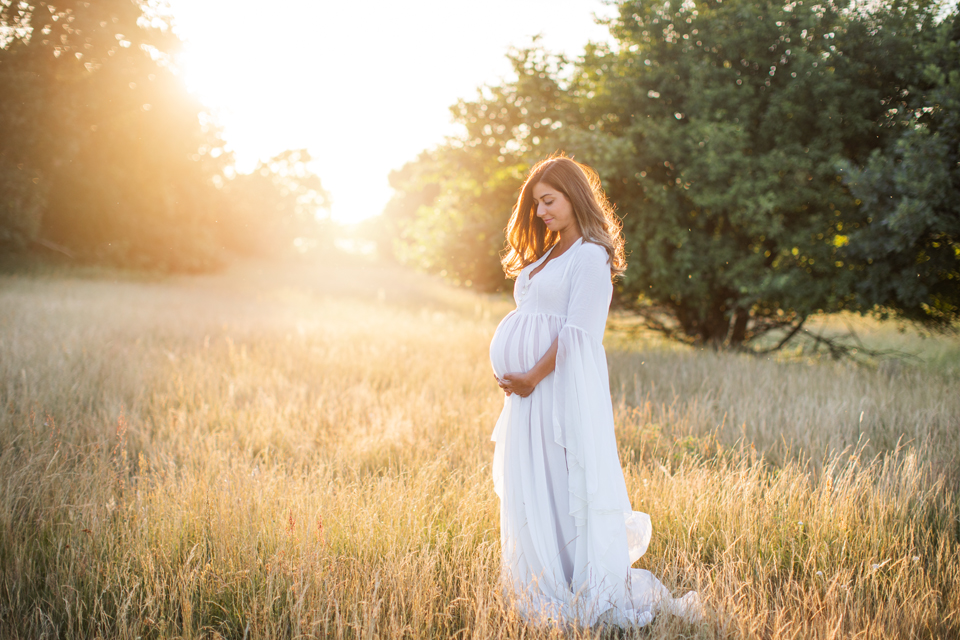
{"left": 728, "top": 308, "right": 749, "bottom": 347}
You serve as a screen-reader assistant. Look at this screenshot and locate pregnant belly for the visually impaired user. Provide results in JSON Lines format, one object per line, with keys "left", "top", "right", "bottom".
{"left": 489, "top": 312, "right": 564, "bottom": 379}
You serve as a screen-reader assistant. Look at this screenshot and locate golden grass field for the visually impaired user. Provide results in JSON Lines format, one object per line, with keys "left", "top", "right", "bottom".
{"left": 1, "top": 257, "right": 958, "bottom": 639}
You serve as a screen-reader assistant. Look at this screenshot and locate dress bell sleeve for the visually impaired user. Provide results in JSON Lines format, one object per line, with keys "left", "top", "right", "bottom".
{"left": 553, "top": 242, "right": 652, "bottom": 597}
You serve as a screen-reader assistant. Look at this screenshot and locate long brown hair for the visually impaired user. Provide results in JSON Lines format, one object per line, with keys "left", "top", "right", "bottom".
{"left": 501, "top": 154, "right": 626, "bottom": 278}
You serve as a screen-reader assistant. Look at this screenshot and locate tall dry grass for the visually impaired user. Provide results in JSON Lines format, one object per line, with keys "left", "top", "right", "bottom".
{"left": 1, "top": 259, "right": 957, "bottom": 639}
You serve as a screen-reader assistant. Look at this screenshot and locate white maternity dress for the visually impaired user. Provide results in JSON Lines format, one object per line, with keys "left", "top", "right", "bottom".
{"left": 489, "top": 238, "right": 699, "bottom": 627}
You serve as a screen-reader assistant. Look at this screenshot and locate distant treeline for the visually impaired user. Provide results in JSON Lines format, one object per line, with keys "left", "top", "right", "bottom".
{"left": 0, "top": 0, "right": 329, "bottom": 271}
{"left": 383, "top": 0, "right": 959, "bottom": 349}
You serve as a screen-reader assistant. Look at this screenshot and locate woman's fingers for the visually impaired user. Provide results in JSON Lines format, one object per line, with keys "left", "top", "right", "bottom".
{"left": 500, "top": 372, "right": 532, "bottom": 397}
{"left": 499, "top": 372, "right": 535, "bottom": 398}
{"left": 495, "top": 373, "right": 512, "bottom": 395}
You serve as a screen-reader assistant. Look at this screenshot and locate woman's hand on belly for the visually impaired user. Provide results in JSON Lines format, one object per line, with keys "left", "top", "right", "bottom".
{"left": 497, "top": 371, "right": 537, "bottom": 398}
{"left": 495, "top": 335, "right": 560, "bottom": 398}
{"left": 494, "top": 374, "right": 512, "bottom": 396}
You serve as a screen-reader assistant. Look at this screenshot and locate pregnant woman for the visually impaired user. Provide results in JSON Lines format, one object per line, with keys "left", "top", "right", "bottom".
{"left": 489, "top": 155, "right": 700, "bottom": 627}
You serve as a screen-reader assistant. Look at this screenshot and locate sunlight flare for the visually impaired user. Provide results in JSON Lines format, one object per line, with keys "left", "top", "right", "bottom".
{"left": 168, "top": 0, "right": 613, "bottom": 222}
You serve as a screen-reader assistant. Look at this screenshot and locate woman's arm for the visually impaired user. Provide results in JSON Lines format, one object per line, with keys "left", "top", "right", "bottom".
{"left": 496, "top": 337, "right": 559, "bottom": 398}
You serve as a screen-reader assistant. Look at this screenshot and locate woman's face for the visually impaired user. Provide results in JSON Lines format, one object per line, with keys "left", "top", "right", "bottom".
{"left": 532, "top": 181, "right": 578, "bottom": 236}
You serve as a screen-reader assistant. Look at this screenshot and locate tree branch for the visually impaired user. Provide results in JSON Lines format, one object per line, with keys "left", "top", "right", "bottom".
{"left": 753, "top": 316, "right": 808, "bottom": 354}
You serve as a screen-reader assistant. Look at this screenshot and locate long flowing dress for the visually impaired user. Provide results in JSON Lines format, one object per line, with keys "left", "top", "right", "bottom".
{"left": 489, "top": 238, "right": 699, "bottom": 627}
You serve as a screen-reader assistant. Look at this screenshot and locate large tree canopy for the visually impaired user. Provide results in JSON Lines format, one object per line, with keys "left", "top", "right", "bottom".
{"left": 0, "top": 0, "right": 225, "bottom": 270}
{"left": 384, "top": 0, "right": 959, "bottom": 348}
{"left": 0, "top": 0, "right": 330, "bottom": 270}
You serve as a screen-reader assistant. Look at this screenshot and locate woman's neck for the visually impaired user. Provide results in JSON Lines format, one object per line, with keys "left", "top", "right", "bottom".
{"left": 552, "top": 228, "right": 582, "bottom": 257}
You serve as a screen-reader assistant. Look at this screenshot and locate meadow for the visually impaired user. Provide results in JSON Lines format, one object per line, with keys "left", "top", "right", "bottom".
{"left": 1, "top": 258, "right": 958, "bottom": 639}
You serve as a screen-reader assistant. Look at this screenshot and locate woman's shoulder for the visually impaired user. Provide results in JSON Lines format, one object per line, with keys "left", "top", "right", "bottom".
{"left": 565, "top": 240, "right": 613, "bottom": 288}
{"left": 576, "top": 239, "right": 612, "bottom": 268}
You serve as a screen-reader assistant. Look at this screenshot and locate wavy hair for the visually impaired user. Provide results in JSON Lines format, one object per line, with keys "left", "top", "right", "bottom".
{"left": 501, "top": 154, "right": 626, "bottom": 279}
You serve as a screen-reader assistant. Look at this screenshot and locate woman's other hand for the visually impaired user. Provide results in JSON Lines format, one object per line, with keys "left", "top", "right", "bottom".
{"left": 497, "top": 372, "right": 537, "bottom": 398}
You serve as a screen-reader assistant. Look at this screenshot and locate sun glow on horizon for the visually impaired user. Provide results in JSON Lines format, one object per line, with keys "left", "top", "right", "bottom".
{"left": 169, "top": 0, "right": 615, "bottom": 224}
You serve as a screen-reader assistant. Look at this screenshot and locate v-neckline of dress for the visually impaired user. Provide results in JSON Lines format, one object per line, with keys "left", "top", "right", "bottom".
{"left": 528, "top": 238, "right": 582, "bottom": 282}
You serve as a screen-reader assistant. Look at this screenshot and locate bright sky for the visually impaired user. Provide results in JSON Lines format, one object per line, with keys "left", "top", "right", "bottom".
{"left": 167, "top": 0, "right": 615, "bottom": 223}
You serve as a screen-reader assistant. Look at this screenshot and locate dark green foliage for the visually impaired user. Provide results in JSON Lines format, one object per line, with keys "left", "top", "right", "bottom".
{"left": 385, "top": 1, "right": 959, "bottom": 347}
{"left": 570, "top": 0, "right": 948, "bottom": 346}
{"left": 840, "top": 11, "right": 960, "bottom": 328}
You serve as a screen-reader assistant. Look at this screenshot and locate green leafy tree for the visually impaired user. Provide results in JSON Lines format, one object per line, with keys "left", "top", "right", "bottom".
{"left": 41, "top": 55, "right": 231, "bottom": 271}
{"left": 564, "top": 0, "right": 946, "bottom": 347}
{"left": 0, "top": 1, "right": 230, "bottom": 271}
{"left": 383, "top": 48, "right": 571, "bottom": 291}
{"left": 1, "top": 0, "right": 158, "bottom": 249}
{"left": 840, "top": 10, "right": 960, "bottom": 328}
{"left": 387, "top": 0, "right": 956, "bottom": 349}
